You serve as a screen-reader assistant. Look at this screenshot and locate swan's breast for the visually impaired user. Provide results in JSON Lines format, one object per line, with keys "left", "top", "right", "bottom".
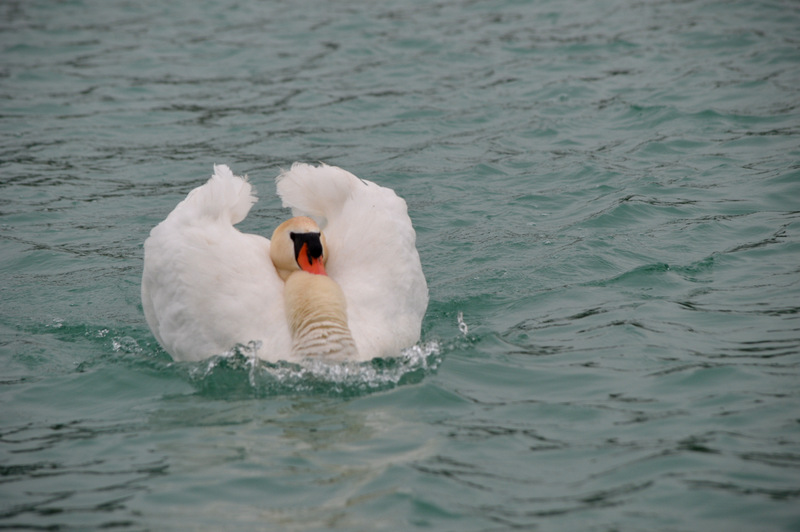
{"left": 283, "top": 272, "right": 357, "bottom": 359}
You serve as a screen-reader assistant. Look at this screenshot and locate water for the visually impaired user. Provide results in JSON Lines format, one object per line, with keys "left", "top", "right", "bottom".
{"left": 2, "top": 0, "right": 799, "bottom": 529}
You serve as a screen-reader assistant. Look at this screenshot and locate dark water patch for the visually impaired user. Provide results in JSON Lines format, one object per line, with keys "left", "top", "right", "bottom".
{"left": 684, "top": 480, "right": 800, "bottom": 502}
{"left": 741, "top": 452, "right": 800, "bottom": 470}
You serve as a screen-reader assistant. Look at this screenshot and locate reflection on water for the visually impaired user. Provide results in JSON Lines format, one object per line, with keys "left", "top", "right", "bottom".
{"left": 135, "top": 381, "right": 445, "bottom": 530}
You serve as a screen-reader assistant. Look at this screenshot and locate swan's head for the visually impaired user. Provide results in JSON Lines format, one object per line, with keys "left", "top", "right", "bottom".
{"left": 270, "top": 216, "right": 328, "bottom": 281}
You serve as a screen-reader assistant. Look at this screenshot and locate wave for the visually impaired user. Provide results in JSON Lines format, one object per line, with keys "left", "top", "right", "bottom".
{"left": 172, "top": 341, "right": 443, "bottom": 399}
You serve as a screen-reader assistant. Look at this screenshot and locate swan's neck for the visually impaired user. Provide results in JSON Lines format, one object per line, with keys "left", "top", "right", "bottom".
{"left": 283, "top": 271, "right": 357, "bottom": 359}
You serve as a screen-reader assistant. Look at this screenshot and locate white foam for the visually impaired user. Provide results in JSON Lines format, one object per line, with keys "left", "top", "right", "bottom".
{"left": 190, "top": 341, "right": 442, "bottom": 396}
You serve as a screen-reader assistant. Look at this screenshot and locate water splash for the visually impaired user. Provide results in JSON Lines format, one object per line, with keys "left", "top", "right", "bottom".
{"left": 111, "top": 335, "right": 144, "bottom": 355}
{"left": 457, "top": 311, "right": 469, "bottom": 336}
{"left": 186, "top": 341, "right": 442, "bottom": 398}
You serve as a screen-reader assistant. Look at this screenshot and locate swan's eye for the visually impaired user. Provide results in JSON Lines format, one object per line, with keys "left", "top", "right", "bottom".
{"left": 290, "top": 232, "right": 323, "bottom": 263}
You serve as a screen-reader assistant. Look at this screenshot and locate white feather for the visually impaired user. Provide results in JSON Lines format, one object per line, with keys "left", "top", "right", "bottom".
{"left": 141, "top": 163, "right": 428, "bottom": 363}
{"left": 278, "top": 163, "right": 428, "bottom": 360}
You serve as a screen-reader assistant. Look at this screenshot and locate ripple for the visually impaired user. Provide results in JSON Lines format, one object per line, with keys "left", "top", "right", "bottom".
{"left": 183, "top": 341, "right": 442, "bottom": 398}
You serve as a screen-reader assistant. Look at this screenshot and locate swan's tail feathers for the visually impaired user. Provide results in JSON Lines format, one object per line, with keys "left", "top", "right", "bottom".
{"left": 176, "top": 164, "right": 257, "bottom": 225}
{"left": 276, "top": 163, "right": 360, "bottom": 224}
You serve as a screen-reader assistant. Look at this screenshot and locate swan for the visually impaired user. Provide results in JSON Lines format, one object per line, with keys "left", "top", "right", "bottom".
{"left": 141, "top": 163, "right": 428, "bottom": 363}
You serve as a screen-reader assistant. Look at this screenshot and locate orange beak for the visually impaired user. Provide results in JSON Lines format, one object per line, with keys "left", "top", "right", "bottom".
{"left": 297, "top": 243, "right": 327, "bottom": 275}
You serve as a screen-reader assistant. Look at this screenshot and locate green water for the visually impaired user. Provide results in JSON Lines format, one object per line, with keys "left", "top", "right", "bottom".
{"left": 2, "top": 0, "right": 799, "bottom": 530}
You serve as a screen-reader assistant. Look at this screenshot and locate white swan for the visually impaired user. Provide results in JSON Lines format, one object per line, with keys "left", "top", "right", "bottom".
{"left": 141, "top": 163, "right": 428, "bottom": 363}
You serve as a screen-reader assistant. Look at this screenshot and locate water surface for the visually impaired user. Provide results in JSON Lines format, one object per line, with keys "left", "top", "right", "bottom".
{"left": 2, "top": 0, "right": 799, "bottom": 530}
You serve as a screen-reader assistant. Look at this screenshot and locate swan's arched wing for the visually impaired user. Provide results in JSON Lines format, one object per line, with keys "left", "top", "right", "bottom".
{"left": 142, "top": 165, "right": 291, "bottom": 362}
{"left": 276, "top": 163, "right": 428, "bottom": 360}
